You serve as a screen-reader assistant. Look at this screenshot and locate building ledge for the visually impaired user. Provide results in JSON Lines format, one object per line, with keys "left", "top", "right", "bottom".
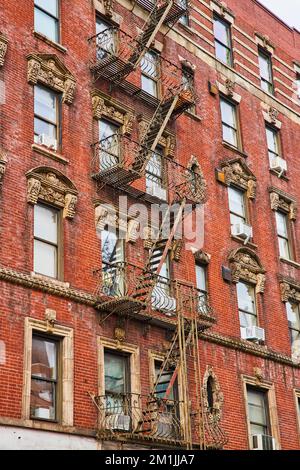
{"left": 280, "top": 257, "right": 300, "bottom": 269}
{"left": 270, "top": 168, "right": 289, "bottom": 181}
{"left": 222, "top": 141, "right": 248, "bottom": 158}
{"left": 33, "top": 31, "right": 67, "bottom": 54}
{"left": 32, "top": 144, "right": 69, "bottom": 165}
{"left": 231, "top": 235, "right": 258, "bottom": 250}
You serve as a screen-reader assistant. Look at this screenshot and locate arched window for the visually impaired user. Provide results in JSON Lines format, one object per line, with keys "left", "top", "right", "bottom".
{"left": 207, "top": 376, "right": 215, "bottom": 413}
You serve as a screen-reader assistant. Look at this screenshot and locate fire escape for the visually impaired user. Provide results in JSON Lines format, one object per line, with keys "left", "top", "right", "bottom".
{"left": 89, "top": 0, "right": 227, "bottom": 449}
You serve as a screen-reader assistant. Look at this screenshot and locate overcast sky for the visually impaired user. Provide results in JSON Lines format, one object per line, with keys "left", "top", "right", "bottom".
{"left": 258, "top": 0, "right": 300, "bottom": 30}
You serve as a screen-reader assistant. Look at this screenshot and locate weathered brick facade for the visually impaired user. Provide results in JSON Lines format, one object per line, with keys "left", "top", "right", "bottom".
{"left": 0, "top": 0, "right": 300, "bottom": 450}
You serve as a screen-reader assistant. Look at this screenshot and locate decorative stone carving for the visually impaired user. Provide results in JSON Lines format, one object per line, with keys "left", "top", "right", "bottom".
{"left": 0, "top": 149, "right": 8, "bottom": 187}
{"left": 95, "top": 204, "right": 117, "bottom": 231}
{"left": 126, "top": 219, "right": 140, "bottom": 243}
{"left": 45, "top": 308, "right": 56, "bottom": 332}
{"left": 143, "top": 226, "right": 157, "bottom": 249}
{"left": 171, "top": 240, "right": 183, "bottom": 262}
{"left": 138, "top": 118, "right": 176, "bottom": 157}
{"left": 269, "top": 188, "right": 297, "bottom": 221}
{"left": 0, "top": 33, "right": 8, "bottom": 67}
{"left": 95, "top": 204, "right": 139, "bottom": 242}
{"left": 92, "top": 91, "right": 134, "bottom": 135}
{"left": 187, "top": 155, "right": 208, "bottom": 204}
{"left": 26, "top": 167, "right": 78, "bottom": 218}
{"left": 103, "top": 0, "right": 115, "bottom": 17}
{"left": 280, "top": 281, "right": 300, "bottom": 303}
{"left": 27, "top": 54, "right": 76, "bottom": 104}
{"left": 269, "top": 107, "right": 279, "bottom": 124}
{"left": 218, "top": 158, "right": 256, "bottom": 199}
{"left": 229, "top": 247, "right": 265, "bottom": 289}
{"left": 202, "top": 366, "right": 224, "bottom": 424}
{"left": 194, "top": 250, "right": 210, "bottom": 264}
{"left": 225, "top": 79, "right": 235, "bottom": 97}
{"left": 114, "top": 317, "right": 126, "bottom": 343}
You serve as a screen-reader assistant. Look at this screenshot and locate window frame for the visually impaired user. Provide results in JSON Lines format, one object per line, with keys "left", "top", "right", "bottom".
{"left": 178, "top": 0, "right": 190, "bottom": 27}
{"left": 265, "top": 124, "right": 281, "bottom": 168}
{"left": 34, "top": 84, "right": 61, "bottom": 149}
{"left": 258, "top": 48, "right": 274, "bottom": 95}
{"left": 30, "top": 332, "right": 61, "bottom": 422}
{"left": 228, "top": 185, "right": 248, "bottom": 230}
{"left": 141, "top": 50, "right": 160, "bottom": 98}
{"left": 34, "top": 0, "right": 60, "bottom": 43}
{"left": 220, "top": 95, "right": 240, "bottom": 149}
{"left": 145, "top": 146, "right": 167, "bottom": 194}
{"left": 285, "top": 301, "right": 300, "bottom": 357}
{"left": 236, "top": 281, "right": 258, "bottom": 331}
{"left": 104, "top": 349, "right": 131, "bottom": 396}
{"left": 275, "top": 210, "right": 293, "bottom": 261}
{"left": 33, "top": 202, "right": 63, "bottom": 280}
{"left": 246, "top": 385, "right": 271, "bottom": 438}
{"left": 213, "top": 14, "right": 233, "bottom": 67}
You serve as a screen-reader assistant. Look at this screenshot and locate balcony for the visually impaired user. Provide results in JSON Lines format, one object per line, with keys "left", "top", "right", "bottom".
{"left": 91, "top": 136, "right": 206, "bottom": 204}
{"left": 174, "top": 281, "right": 215, "bottom": 329}
{"left": 92, "top": 392, "right": 183, "bottom": 444}
{"left": 134, "top": 0, "right": 188, "bottom": 25}
{"left": 94, "top": 262, "right": 152, "bottom": 315}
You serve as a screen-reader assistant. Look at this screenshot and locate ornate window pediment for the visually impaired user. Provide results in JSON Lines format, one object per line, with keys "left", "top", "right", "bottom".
{"left": 269, "top": 187, "right": 297, "bottom": 221}
{"left": 94, "top": 203, "right": 139, "bottom": 243}
{"left": 27, "top": 53, "right": 76, "bottom": 104}
{"left": 279, "top": 278, "right": 300, "bottom": 303}
{"left": 203, "top": 366, "right": 224, "bottom": 424}
{"left": 0, "top": 33, "right": 8, "bottom": 67}
{"left": 26, "top": 167, "right": 78, "bottom": 219}
{"left": 229, "top": 247, "right": 266, "bottom": 293}
{"left": 92, "top": 90, "right": 134, "bottom": 135}
{"left": 216, "top": 158, "right": 257, "bottom": 199}
{"left": 0, "top": 148, "right": 7, "bottom": 188}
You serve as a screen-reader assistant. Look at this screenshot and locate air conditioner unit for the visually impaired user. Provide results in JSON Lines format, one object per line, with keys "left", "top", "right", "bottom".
{"left": 252, "top": 434, "right": 276, "bottom": 450}
{"left": 38, "top": 133, "right": 57, "bottom": 151}
{"left": 147, "top": 184, "right": 167, "bottom": 201}
{"left": 105, "top": 413, "right": 131, "bottom": 431}
{"left": 270, "top": 156, "right": 287, "bottom": 175}
{"left": 241, "top": 326, "right": 265, "bottom": 342}
{"left": 231, "top": 222, "right": 253, "bottom": 241}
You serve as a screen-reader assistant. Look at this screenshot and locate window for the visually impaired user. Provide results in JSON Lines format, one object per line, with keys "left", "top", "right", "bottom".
{"left": 220, "top": 97, "right": 239, "bottom": 147}
{"left": 34, "top": 85, "right": 59, "bottom": 150}
{"left": 99, "top": 119, "right": 120, "bottom": 170}
{"left": 151, "top": 251, "right": 175, "bottom": 312}
{"left": 213, "top": 15, "right": 233, "bottom": 66}
{"left": 296, "top": 75, "right": 300, "bottom": 99}
{"left": 237, "top": 282, "right": 257, "bottom": 332}
{"left": 154, "top": 362, "right": 179, "bottom": 438}
{"left": 265, "top": 126, "right": 280, "bottom": 167}
{"left": 259, "top": 49, "right": 274, "bottom": 94}
{"left": 228, "top": 186, "right": 247, "bottom": 231}
{"left": 101, "top": 227, "right": 125, "bottom": 297}
{"left": 30, "top": 335, "right": 59, "bottom": 421}
{"left": 286, "top": 302, "right": 300, "bottom": 358}
{"left": 146, "top": 147, "right": 166, "bottom": 199}
{"left": 34, "top": 0, "right": 59, "bottom": 43}
{"left": 247, "top": 387, "right": 271, "bottom": 439}
{"left": 275, "top": 211, "right": 292, "bottom": 260}
{"left": 96, "top": 16, "right": 115, "bottom": 59}
{"left": 104, "top": 351, "right": 129, "bottom": 411}
{"left": 141, "top": 51, "right": 159, "bottom": 97}
{"left": 195, "top": 263, "right": 208, "bottom": 314}
{"left": 179, "top": 0, "right": 189, "bottom": 26}
{"left": 182, "top": 68, "right": 195, "bottom": 112}
{"left": 34, "top": 203, "right": 59, "bottom": 279}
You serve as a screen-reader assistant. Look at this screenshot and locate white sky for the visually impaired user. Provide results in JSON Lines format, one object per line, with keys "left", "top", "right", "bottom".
{"left": 258, "top": 0, "right": 300, "bottom": 30}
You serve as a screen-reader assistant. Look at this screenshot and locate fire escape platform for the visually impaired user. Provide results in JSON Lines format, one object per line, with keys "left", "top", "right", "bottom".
{"left": 92, "top": 164, "right": 141, "bottom": 187}
{"left": 135, "top": 0, "right": 187, "bottom": 25}
{"left": 95, "top": 296, "right": 147, "bottom": 315}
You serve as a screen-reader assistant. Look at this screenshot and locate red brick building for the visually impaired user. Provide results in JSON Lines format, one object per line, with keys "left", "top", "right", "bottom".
{"left": 0, "top": 0, "right": 300, "bottom": 450}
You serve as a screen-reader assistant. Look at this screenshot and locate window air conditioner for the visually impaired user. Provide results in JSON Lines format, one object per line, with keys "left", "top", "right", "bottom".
{"left": 231, "top": 222, "right": 253, "bottom": 242}
{"left": 38, "top": 133, "right": 58, "bottom": 151}
{"left": 270, "top": 156, "right": 287, "bottom": 176}
{"left": 105, "top": 413, "right": 131, "bottom": 431}
{"left": 147, "top": 185, "right": 167, "bottom": 201}
{"left": 252, "top": 434, "right": 276, "bottom": 450}
{"left": 241, "top": 326, "right": 265, "bottom": 342}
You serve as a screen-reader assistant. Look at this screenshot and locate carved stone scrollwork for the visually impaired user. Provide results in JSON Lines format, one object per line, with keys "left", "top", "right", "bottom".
{"left": 280, "top": 281, "right": 300, "bottom": 303}
{"left": 103, "top": 0, "right": 115, "bottom": 17}
{"left": 218, "top": 158, "right": 257, "bottom": 199}
{"left": 92, "top": 91, "right": 134, "bottom": 135}
{"left": 27, "top": 54, "right": 76, "bottom": 104}
{"left": 0, "top": 33, "right": 8, "bottom": 67}
{"left": 202, "top": 366, "right": 224, "bottom": 424}
{"left": 225, "top": 79, "right": 235, "bottom": 97}
{"left": 126, "top": 219, "right": 140, "bottom": 243}
{"left": 229, "top": 247, "right": 266, "bottom": 290}
{"left": 95, "top": 204, "right": 139, "bottom": 243}
{"left": 0, "top": 149, "right": 8, "bottom": 187}
{"left": 26, "top": 167, "right": 78, "bottom": 218}
{"left": 171, "top": 240, "right": 183, "bottom": 262}
{"left": 269, "top": 188, "right": 297, "bottom": 221}
{"left": 114, "top": 317, "right": 126, "bottom": 343}
{"left": 269, "top": 107, "right": 279, "bottom": 124}
{"left": 194, "top": 250, "right": 210, "bottom": 264}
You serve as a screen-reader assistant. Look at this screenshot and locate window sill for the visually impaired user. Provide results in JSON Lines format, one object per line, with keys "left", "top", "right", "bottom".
{"left": 280, "top": 258, "right": 300, "bottom": 269}
{"left": 32, "top": 144, "right": 69, "bottom": 165}
{"left": 184, "top": 110, "right": 202, "bottom": 122}
{"left": 231, "top": 235, "right": 257, "bottom": 249}
{"left": 222, "top": 141, "right": 248, "bottom": 158}
{"left": 33, "top": 31, "right": 67, "bottom": 54}
{"left": 269, "top": 168, "right": 289, "bottom": 181}
{"left": 176, "top": 22, "right": 195, "bottom": 36}
{"left": 31, "top": 272, "right": 70, "bottom": 288}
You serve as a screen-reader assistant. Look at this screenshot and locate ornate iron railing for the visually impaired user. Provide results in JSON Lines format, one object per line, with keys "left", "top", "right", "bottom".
{"left": 175, "top": 281, "right": 215, "bottom": 327}
{"left": 92, "top": 392, "right": 183, "bottom": 441}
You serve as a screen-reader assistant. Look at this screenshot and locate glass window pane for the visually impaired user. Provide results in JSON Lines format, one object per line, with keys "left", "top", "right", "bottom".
{"left": 239, "top": 311, "right": 257, "bottom": 328}
{"left": 266, "top": 128, "right": 278, "bottom": 153}
{"left": 34, "top": 240, "right": 57, "bottom": 278}
{"left": 96, "top": 18, "right": 109, "bottom": 35}
{"left": 237, "top": 282, "right": 255, "bottom": 314}
{"left": 222, "top": 124, "right": 237, "bottom": 146}
{"left": 155, "top": 364, "right": 175, "bottom": 400}
{"left": 104, "top": 352, "right": 127, "bottom": 394}
{"left": 35, "top": 0, "right": 58, "bottom": 17}
{"left": 32, "top": 337, "right": 57, "bottom": 379}
{"left": 196, "top": 264, "right": 206, "bottom": 292}
{"left": 99, "top": 119, "right": 119, "bottom": 141}
{"left": 278, "top": 237, "right": 290, "bottom": 259}
{"left": 259, "top": 53, "right": 271, "bottom": 82}
{"left": 215, "top": 42, "right": 231, "bottom": 65}
{"left": 30, "top": 378, "right": 56, "bottom": 420}
{"left": 34, "top": 204, "right": 58, "bottom": 244}
{"left": 286, "top": 302, "right": 300, "bottom": 329}
{"left": 141, "top": 52, "right": 158, "bottom": 78}
{"left": 214, "top": 18, "right": 230, "bottom": 46}
{"left": 141, "top": 75, "right": 157, "bottom": 97}
{"left": 34, "top": 117, "right": 57, "bottom": 141}
{"left": 247, "top": 388, "right": 269, "bottom": 436}
{"left": 228, "top": 187, "right": 245, "bottom": 217}
{"left": 275, "top": 212, "right": 288, "bottom": 237}
{"left": 220, "top": 99, "right": 236, "bottom": 128}
{"left": 34, "top": 86, "right": 57, "bottom": 123}
{"left": 34, "top": 8, "right": 58, "bottom": 42}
